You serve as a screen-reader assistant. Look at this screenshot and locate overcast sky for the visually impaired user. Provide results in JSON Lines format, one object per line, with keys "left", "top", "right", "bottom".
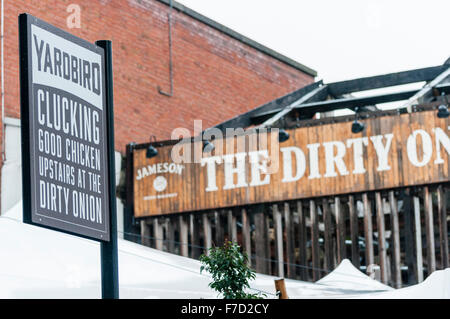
{"left": 177, "top": 0, "right": 450, "bottom": 84}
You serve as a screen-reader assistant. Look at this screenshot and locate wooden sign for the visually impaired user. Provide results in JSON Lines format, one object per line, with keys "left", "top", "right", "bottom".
{"left": 133, "top": 109, "right": 450, "bottom": 217}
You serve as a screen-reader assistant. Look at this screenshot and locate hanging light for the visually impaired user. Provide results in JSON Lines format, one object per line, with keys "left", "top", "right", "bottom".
{"left": 351, "top": 120, "right": 365, "bottom": 133}
{"left": 146, "top": 135, "right": 158, "bottom": 158}
{"left": 203, "top": 140, "right": 215, "bottom": 153}
{"left": 437, "top": 104, "right": 450, "bottom": 118}
{"left": 351, "top": 107, "right": 365, "bottom": 134}
{"left": 146, "top": 145, "right": 158, "bottom": 158}
{"left": 437, "top": 92, "right": 450, "bottom": 118}
{"left": 278, "top": 129, "right": 290, "bottom": 143}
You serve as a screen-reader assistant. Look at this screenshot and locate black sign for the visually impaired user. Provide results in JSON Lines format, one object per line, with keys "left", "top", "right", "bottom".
{"left": 19, "top": 14, "right": 110, "bottom": 241}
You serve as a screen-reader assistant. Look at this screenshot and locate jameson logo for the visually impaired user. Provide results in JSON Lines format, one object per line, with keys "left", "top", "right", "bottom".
{"left": 136, "top": 162, "right": 185, "bottom": 180}
{"left": 21, "top": 15, "right": 110, "bottom": 240}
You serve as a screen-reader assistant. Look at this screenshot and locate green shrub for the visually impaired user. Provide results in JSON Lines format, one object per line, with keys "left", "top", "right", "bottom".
{"left": 200, "top": 241, "right": 264, "bottom": 299}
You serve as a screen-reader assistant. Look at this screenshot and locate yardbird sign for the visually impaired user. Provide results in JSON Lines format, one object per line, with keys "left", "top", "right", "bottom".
{"left": 19, "top": 14, "right": 110, "bottom": 241}
{"left": 133, "top": 110, "right": 450, "bottom": 217}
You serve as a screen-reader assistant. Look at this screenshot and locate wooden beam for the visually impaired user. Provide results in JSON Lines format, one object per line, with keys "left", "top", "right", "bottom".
{"left": 153, "top": 218, "right": 163, "bottom": 250}
{"left": 202, "top": 212, "right": 212, "bottom": 256}
{"left": 265, "top": 212, "right": 272, "bottom": 275}
{"left": 297, "top": 201, "right": 308, "bottom": 280}
{"left": 167, "top": 217, "right": 176, "bottom": 254}
{"left": 403, "top": 65, "right": 450, "bottom": 112}
{"left": 179, "top": 215, "right": 189, "bottom": 257}
{"left": 328, "top": 65, "right": 448, "bottom": 96}
{"left": 284, "top": 203, "right": 295, "bottom": 278}
{"left": 241, "top": 208, "right": 252, "bottom": 266}
{"left": 227, "top": 209, "right": 238, "bottom": 243}
{"left": 213, "top": 81, "right": 323, "bottom": 132}
{"left": 322, "top": 198, "right": 334, "bottom": 272}
{"left": 258, "top": 85, "right": 328, "bottom": 128}
{"left": 424, "top": 187, "right": 436, "bottom": 274}
{"left": 254, "top": 89, "right": 418, "bottom": 120}
{"left": 273, "top": 204, "right": 284, "bottom": 278}
{"left": 403, "top": 189, "right": 417, "bottom": 284}
{"left": 253, "top": 205, "right": 267, "bottom": 274}
{"left": 375, "top": 193, "right": 388, "bottom": 284}
{"left": 274, "top": 278, "right": 289, "bottom": 299}
{"left": 335, "top": 197, "right": 346, "bottom": 263}
{"left": 214, "top": 210, "right": 224, "bottom": 247}
{"left": 189, "top": 214, "right": 201, "bottom": 258}
{"left": 140, "top": 220, "right": 151, "bottom": 247}
{"left": 363, "top": 193, "right": 374, "bottom": 269}
{"left": 310, "top": 200, "right": 320, "bottom": 280}
{"left": 413, "top": 196, "right": 424, "bottom": 282}
{"left": 348, "top": 195, "right": 360, "bottom": 269}
{"left": 437, "top": 186, "right": 449, "bottom": 269}
{"left": 389, "top": 191, "right": 402, "bottom": 288}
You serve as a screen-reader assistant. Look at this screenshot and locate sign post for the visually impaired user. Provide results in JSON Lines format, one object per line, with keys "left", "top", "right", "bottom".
{"left": 96, "top": 40, "right": 119, "bottom": 299}
{"left": 18, "top": 13, "right": 118, "bottom": 298}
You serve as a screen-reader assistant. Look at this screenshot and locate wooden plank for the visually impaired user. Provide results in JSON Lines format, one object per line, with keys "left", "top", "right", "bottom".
{"left": 375, "top": 192, "right": 388, "bottom": 284}
{"left": 290, "top": 89, "right": 418, "bottom": 114}
{"left": 383, "top": 197, "right": 392, "bottom": 284}
{"left": 214, "top": 210, "right": 224, "bottom": 247}
{"left": 322, "top": 198, "right": 334, "bottom": 272}
{"left": 274, "top": 278, "right": 289, "bottom": 299}
{"left": 227, "top": 209, "right": 238, "bottom": 243}
{"left": 265, "top": 212, "right": 272, "bottom": 275}
{"left": 140, "top": 220, "right": 151, "bottom": 247}
{"left": 310, "top": 200, "right": 320, "bottom": 280}
{"left": 328, "top": 65, "right": 448, "bottom": 96}
{"left": 167, "top": 217, "right": 176, "bottom": 254}
{"left": 241, "top": 208, "right": 252, "bottom": 266}
{"left": 389, "top": 191, "right": 402, "bottom": 288}
{"left": 202, "top": 212, "right": 212, "bottom": 256}
{"left": 423, "top": 187, "right": 436, "bottom": 274}
{"left": 348, "top": 195, "right": 360, "bottom": 269}
{"left": 153, "top": 217, "right": 163, "bottom": 250}
{"left": 253, "top": 205, "right": 266, "bottom": 274}
{"left": 403, "top": 65, "right": 450, "bottom": 112}
{"left": 179, "top": 215, "right": 189, "bottom": 257}
{"left": 189, "top": 214, "right": 200, "bottom": 258}
{"left": 335, "top": 197, "right": 346, "bottom": 263}
{"left": 213, "top": 81, "right": 323, "bottom": 133}
{"left": 284, "top": 202, "right": 295, "bottom": 278}
{"left": 437, "top": 186, "right": 449, "bottom": 269}
{"left": 259, "top": 85, "right": 328, "bottom": 128}
{"left": 362, "top": 193, "right": 374, "bottom": 268}
{"left": 297, "top": 201, "right": 308, "bottom": 280}
{"left": 273, "top": 204, "right": 284, "bottom": 278}
{"left": 413, "top": 196, "right": 424, "bottom": 282}
{"left": 403, "top": 190, "right": 417, "bottom": 284}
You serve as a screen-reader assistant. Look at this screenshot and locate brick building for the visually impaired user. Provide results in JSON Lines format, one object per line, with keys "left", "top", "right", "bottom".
{"left": 0, "top": 1, "right": 316, "bottom": 229}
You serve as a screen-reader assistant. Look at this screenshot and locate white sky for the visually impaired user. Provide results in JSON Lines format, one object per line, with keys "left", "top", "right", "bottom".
{"left": 177, "top": 0, "right": 450, "bottom": 84}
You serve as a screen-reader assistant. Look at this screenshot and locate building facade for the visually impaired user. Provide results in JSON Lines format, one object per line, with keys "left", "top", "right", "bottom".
{"left": 0, "top": 0, "right": 316, "bottom": 217}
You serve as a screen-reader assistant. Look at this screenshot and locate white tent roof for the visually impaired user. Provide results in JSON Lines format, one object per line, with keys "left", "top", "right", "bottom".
{"left": 0, "top": 201, "right": 447, "bottom": 298}
{"left": 356, "top": 268, "right": 450, "bottom": 299}
{"left": 316, "top": 259, "right": 393, "bottom": 292}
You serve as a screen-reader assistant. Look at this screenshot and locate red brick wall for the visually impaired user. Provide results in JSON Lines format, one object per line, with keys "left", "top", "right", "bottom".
{"left": 2, "top": 0, "right": 313, "bottom": 154}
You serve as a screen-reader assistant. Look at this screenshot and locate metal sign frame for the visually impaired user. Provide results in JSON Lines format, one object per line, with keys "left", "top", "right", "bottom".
{"left": 19, "top": 13, "right": 111, "bottom": 241}
{"left": 19, "top": 13, "right": 118, "bottom": 298}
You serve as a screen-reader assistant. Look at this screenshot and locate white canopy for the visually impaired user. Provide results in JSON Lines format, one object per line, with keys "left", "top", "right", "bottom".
{"left": 0, "top": 201, "right": 447, "bottom": 298}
